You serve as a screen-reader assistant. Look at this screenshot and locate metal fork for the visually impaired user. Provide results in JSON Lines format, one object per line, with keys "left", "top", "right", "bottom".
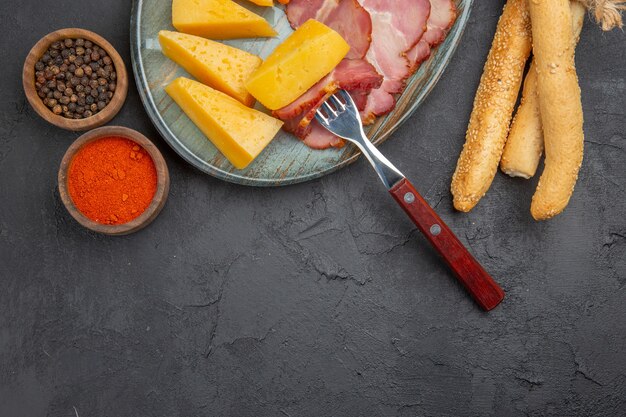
{"left": 316, "top": 90, "right": 504, "bottom": 311}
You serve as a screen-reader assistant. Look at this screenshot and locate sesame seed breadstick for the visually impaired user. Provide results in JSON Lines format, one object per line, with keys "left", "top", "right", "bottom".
{"left": 529, "top": 0, "right": 585, "bottom": 221}
{"left": 499, "top": 61, "right": 542, "bottom": 179}
{"left": 451, "top": 0, "right": 532, "bottom": 212}
{"left": 500, "top": 2, "right": 585, "bottom": 179}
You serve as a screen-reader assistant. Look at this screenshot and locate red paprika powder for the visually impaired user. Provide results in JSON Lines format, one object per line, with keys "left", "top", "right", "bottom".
{"left": 67, "top": 136, "right": 158, "bottom": 225}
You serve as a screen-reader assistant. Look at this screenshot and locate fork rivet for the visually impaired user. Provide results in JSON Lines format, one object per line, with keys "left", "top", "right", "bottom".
{"left": 404, "top": 192, "right": 415, "bottom": 204}
{"left": 430, "top": 224, "right": 442, "bottom": 236}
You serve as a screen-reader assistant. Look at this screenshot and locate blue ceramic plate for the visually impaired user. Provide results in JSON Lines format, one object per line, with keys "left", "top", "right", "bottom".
{"left": 130, "top": 0, "right": 472, "bottom": 186}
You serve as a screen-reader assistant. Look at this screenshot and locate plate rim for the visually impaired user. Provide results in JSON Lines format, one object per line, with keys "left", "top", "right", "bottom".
{"left": 130, "top": 0, "right": 473, "bottom": 187}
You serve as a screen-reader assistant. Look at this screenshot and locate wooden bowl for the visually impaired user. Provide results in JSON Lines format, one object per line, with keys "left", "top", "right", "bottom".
{"left": 23, "top": 28, "right": 129, "bottom": 131}
{"left": 58, "top": 126, "right": 170, "bottom": 236}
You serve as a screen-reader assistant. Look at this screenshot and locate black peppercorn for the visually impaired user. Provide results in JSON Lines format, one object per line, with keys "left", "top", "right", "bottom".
{"left": 35, "top": 37, "right": 116, "bottom": 120}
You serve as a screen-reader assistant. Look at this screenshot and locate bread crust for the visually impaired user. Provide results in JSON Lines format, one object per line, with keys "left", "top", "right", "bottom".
{"left": 451, "top": 0, "right": 532, "bottom": 212}
{"left": 500, "top": 2, "right": 585, "bottom": 180}
{"left": 500, "top": 61, "right": 542, "bottom": 179}
{"left": 529, "top": 0, "right": 585, "bottom": 220}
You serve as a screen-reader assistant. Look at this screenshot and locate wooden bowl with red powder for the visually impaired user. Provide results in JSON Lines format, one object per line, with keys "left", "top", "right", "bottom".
{"left": 58, "top": 126, "right": 169, "bottom": 235}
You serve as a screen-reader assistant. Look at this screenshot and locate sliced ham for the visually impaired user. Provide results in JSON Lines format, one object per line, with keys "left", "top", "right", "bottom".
{"left": 285, "top": 0, "right": 372, "bottom": 59}
{"left": 274, "top": 59, "right": 382, "bottom": 120}
{"left": 281, "top": 0, "right": 455, "bottom": 150}
{"left": 282, "top": 0, "right": 380, "bottom": 149}
{"left": 303, "top": 122, "right": 345, "bottom": 149}
{"left": 406, "top": 0, "right": 457, "bottom": 70}
{"left": 278, "top": 59, "right": 382, "bottom": 140}
{"left": 359, "top": 0, "right": 431, "bottom": 123}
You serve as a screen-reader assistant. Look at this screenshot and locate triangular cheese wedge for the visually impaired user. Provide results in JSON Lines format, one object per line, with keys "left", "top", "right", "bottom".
{"left": 246, "top": 0, "right": 273, "bottom": 6}
{"left": 159, "top": 30, "right": 261, "bottom": 106}
{"left": 165, "top": 77, "right": 283, "bottom": 169}
{"left": 172, "top": 0, "right": 277, "bottom": 40}
{"left": 246, "top": 19, "right": 350, "bottom": 110}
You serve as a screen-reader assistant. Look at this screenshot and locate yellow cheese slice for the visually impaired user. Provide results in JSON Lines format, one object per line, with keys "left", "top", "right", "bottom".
{"left": 245, "top": 19, "right": 350, "bottom": 110}
{"left": 172, "top": 0, "right": 277, "bottom": 40}
{"left": 246, "top": 0, "right": 273, "bottom": 6}
{"left": 159, "top": 30, "right": 261, "bottom": 106}
{"left": 165, "top": 77, "right": 283, "bottom": 170}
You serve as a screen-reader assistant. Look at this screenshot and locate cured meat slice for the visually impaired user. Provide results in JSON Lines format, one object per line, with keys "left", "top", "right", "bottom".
{"left": 406, "top": 0, "right": 457, "bottom": 69}
{"left": 303, "top": 122, "right": 345, "bottom": 149}
{"left": 359, "top": 0, "right": 431, "bottom": 122}
{"left": 282, "top": 0, "right": 379, "bottom": 148}
{"left": 285, "top": 0, "right": 372, "bottom": 59}
{"left": 279, "top": 60, "right": 382, "bottom": 141}
{"left": 274, "top": 59, "right": 382, "bottom": 120}
{"left": 423, "top": 0, "right": 457, "bottom": 46}
{"left": 283, "top": 0, "right": 326, "bottom": 26}
{"left": 281, "top": 0, "right": 454, "bottom": 150}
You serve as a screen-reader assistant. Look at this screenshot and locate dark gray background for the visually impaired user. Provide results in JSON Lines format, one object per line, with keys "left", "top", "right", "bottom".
{"left": 1, "top": 1, "right": 625, "bottom": 416}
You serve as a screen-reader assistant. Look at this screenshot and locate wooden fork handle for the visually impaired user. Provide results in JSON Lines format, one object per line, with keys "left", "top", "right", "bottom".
{"left": 389, "top": 178, "right": 505, "bottom": 311}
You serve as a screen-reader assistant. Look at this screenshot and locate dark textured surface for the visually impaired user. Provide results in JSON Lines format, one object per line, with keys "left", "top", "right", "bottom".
{"left": 1, "top": 1, "right": 625, "bottom": 416}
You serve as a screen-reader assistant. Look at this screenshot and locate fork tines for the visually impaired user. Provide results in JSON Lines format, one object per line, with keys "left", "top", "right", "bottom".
{"left": 317, "top": 90, "right": 353, "bottom": 122}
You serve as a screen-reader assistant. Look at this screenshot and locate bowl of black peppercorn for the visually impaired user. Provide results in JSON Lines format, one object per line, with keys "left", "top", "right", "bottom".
{"left": 23, "top": 28, "right": 128, "bottom": 131}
